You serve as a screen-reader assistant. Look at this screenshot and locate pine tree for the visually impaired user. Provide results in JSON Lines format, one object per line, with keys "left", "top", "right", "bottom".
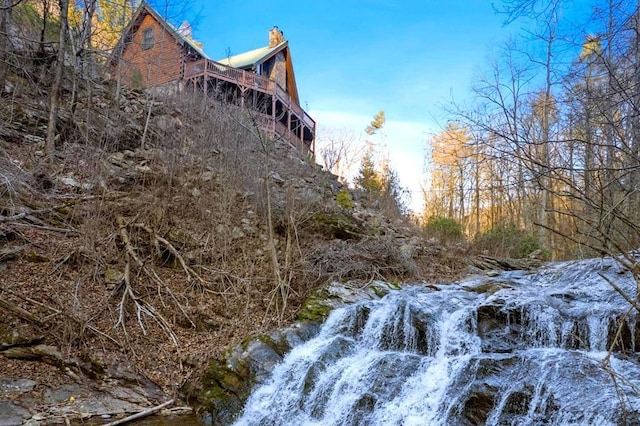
{"left": 354, "top": 149, "right": 384, "bottom": 194}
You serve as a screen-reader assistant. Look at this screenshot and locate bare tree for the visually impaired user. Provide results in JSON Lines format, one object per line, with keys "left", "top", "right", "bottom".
{"left": 45, "top": 0, "right": 69, "bottom": 162}
{"left": 316, "top": 128, "right": 364, "bottom": 182}
{"left": 0, "top": 0, "right": 24, "bottom": 89}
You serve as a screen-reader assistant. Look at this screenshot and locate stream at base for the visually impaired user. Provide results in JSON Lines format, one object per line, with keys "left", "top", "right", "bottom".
{"left": 233, "top": 257, "right": 640, "bottom": 425}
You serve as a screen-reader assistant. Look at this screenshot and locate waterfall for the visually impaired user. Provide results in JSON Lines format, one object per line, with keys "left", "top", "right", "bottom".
{"left": 233, "top": 257, "right": 640, "bottom": 425}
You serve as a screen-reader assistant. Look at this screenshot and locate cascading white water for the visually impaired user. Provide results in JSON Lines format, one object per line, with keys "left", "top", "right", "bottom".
{"left": 233, "top": 257, "right": 640, "bottom": 425}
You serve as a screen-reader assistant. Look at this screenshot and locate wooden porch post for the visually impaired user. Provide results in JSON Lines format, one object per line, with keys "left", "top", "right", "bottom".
{"left": 272, "top": 96, "right": 276, "bottom": 138}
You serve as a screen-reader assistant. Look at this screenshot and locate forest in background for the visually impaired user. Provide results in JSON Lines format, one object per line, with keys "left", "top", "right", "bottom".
{"left": 423, "top": 0, "right": 640, "bottom": 262}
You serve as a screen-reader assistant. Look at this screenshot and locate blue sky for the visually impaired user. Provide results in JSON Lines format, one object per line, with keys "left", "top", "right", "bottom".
{"left": 168, "top": 1, "right": 522, "bottom": 212}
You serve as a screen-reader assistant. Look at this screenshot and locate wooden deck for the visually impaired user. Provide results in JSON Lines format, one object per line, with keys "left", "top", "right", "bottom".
{"left": 184, "top": 59, "right": 315, "bottom": 155}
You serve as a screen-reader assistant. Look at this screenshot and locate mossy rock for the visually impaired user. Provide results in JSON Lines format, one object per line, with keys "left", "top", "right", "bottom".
{"left": 199, "top": 281, "right": 406, "bottom": 422}
{"left": 297, "top": 281, "right": 404, "bottom": 323}
{"left": 0, "top": 324, "right": 13, "bottom": 345}
{"left": 167, "top": 228, "right": 198, "bottom": 248}
{"left": 297, "top": 291, "right": 332, "bottom": 323}
{"left": 201, "top": 358, "right": 253, "bottom": 426}
{"left": 24, "top": 250, "right": 50, "bottom": 263}
{"left": 370, "top": 281, "right": 401, "bottom": 298}
{"left": 200, "top": 332, "right": 296, "bottom": 424}
{"left": 312, "top": 212, "right": 363, "bottom": 240}
{"left": 255, "top": 334, "right": 290, "bottom": 357}
{"left": 466, "top": 280, "right": 514, "bottom": 295}
{"left": 104, "top": 268, "right": 124, "bottom": 284}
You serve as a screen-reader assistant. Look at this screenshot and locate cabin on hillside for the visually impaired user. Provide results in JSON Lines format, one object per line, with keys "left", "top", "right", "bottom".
{"left": 111, "top": 1, "right": 315, "bottom": 155}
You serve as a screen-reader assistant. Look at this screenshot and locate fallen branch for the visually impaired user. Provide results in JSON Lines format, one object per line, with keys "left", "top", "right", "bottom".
{"left": 115, "top": 216, "right": 185, "bottom": 345}
{"left": 0, "top": 296, "right": 44, "bottom": 326}
{"left": 0, "top": 286, "right": 121, "bottom": 347}
{"left": 0, "top": 244, "right": 29, "bottom": 262}
{"left": 0, "top": 195, "right": 97, "bottom": 223}
{"left": 116, "top": 216, "right": 144, "bottom": 267}
{"left": 11, "top": 222, "right": 79, "bottom": 234}
{"left": 0, "top": 336, "right": 44, "bottom": 351}
{"left": 103, "top": 399, "right": 174, "bottom": 426}
{"left": 132, "top": 222, "right": 207, "bottom": 287}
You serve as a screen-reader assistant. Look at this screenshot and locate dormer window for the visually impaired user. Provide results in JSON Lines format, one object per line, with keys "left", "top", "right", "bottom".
{"left": 142, "top": 27, "right": 154, "bottom": 50}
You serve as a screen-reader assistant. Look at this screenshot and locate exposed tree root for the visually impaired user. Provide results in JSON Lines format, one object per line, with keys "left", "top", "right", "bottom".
{"left": 132, "top": 222, "right": 207, "bottom": 289}
{"left": 103, "top": 399, "right": 175, "bottom": 426}
{"left": 115, "top": 215, "right": 197, "bottom": 348}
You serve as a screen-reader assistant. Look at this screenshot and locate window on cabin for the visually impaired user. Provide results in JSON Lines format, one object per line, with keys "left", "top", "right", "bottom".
{"left": 142, "top": 28, "right": 154, "bottom": 50}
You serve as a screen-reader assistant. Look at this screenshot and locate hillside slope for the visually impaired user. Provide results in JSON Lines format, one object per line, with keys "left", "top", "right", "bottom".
{"left": 0, "top": 72, "right": 464, "bottom": 422}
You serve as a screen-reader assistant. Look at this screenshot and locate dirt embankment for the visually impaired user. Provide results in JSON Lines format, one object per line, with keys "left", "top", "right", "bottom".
{"left": 0, "top": 74, "right": 465, "bottom": 424}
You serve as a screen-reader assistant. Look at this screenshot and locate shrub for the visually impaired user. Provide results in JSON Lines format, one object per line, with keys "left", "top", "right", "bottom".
{"left": 423, "top": 216, "right": 464, "bottom": 241}
{"left": 336, "top": 188, "right": 354, "bottom": 210}
{"left": 474, "top": 226, "right": 550, "bottom": 259}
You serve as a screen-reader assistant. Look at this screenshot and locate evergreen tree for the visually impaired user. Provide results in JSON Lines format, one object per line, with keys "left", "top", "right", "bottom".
{"left": 354, "top": 149, "right": 384, "bottom": 194}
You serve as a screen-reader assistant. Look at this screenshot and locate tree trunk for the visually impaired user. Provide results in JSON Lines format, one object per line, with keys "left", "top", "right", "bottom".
{"left": 630, "top": 1, "right": 640, "bottom": 214}
{"left": 0, "top": 0, "right": 13, "bottom": 89}
{"left": 45, "top": 0, "right": 69, "bottom": 163}
{"left": 538, "top": 8, "right": 556, "bottom": 252}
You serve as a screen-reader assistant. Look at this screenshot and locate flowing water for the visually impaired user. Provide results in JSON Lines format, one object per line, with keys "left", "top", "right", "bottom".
{"left": 233, "top": 257, "right": 640, "bottom": 425}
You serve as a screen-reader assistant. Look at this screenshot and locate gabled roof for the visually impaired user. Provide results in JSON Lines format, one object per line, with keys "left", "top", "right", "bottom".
{"left": 112, "top": 2, "right": 301, "bottom": 104}
{"left": 216, "top": 41, "right": 288, "bottom": 70}
{"left": 111, "top": 0, "right": 209, "bottom": 63}
{"left": 216, "top": 40, "right": 299, "bottom": 103}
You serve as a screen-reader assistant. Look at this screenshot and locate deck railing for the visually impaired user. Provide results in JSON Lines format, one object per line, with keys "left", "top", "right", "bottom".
{"left": 251, "top": 112, "right": 311, "bottom": 154}
{"left": 184, "top": 58, "right": 316, "bottom": 133}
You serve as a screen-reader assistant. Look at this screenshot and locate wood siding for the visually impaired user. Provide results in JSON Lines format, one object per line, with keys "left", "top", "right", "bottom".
{"left": 119, "top": 14, "right": 184, "bottom": 88}
{"left": 115, "top": 5, "right": 313, "bottom": 155}
{"left": 184, "top": 58, "right": 315, "bottom": 155}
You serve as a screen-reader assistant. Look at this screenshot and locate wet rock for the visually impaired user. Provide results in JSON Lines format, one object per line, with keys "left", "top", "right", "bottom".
{"left": 200, "top": 281, "right": 409, "bottom": 422}
{"left": 269, "top": 323, "right": 318, "bottom": 354}
{"left": 502, "top": 387, "right": 533, "bottom": 417}
{"left": 200, "top": 322, "right": 321, "bottom": 425}
{"left": 607, "top": 315, "right": 640, "bottom": 353}
{"left": 297, "top": 281, "right": 401, "bottom": 323}
{"left": 460, "top": 384, "right": 496, "bottom": 425}
{"left": 465, "top": 280, "right": 514, "bottom": 295}
{"left": 475, "top": 301, "right": 525, "bottom": 353}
